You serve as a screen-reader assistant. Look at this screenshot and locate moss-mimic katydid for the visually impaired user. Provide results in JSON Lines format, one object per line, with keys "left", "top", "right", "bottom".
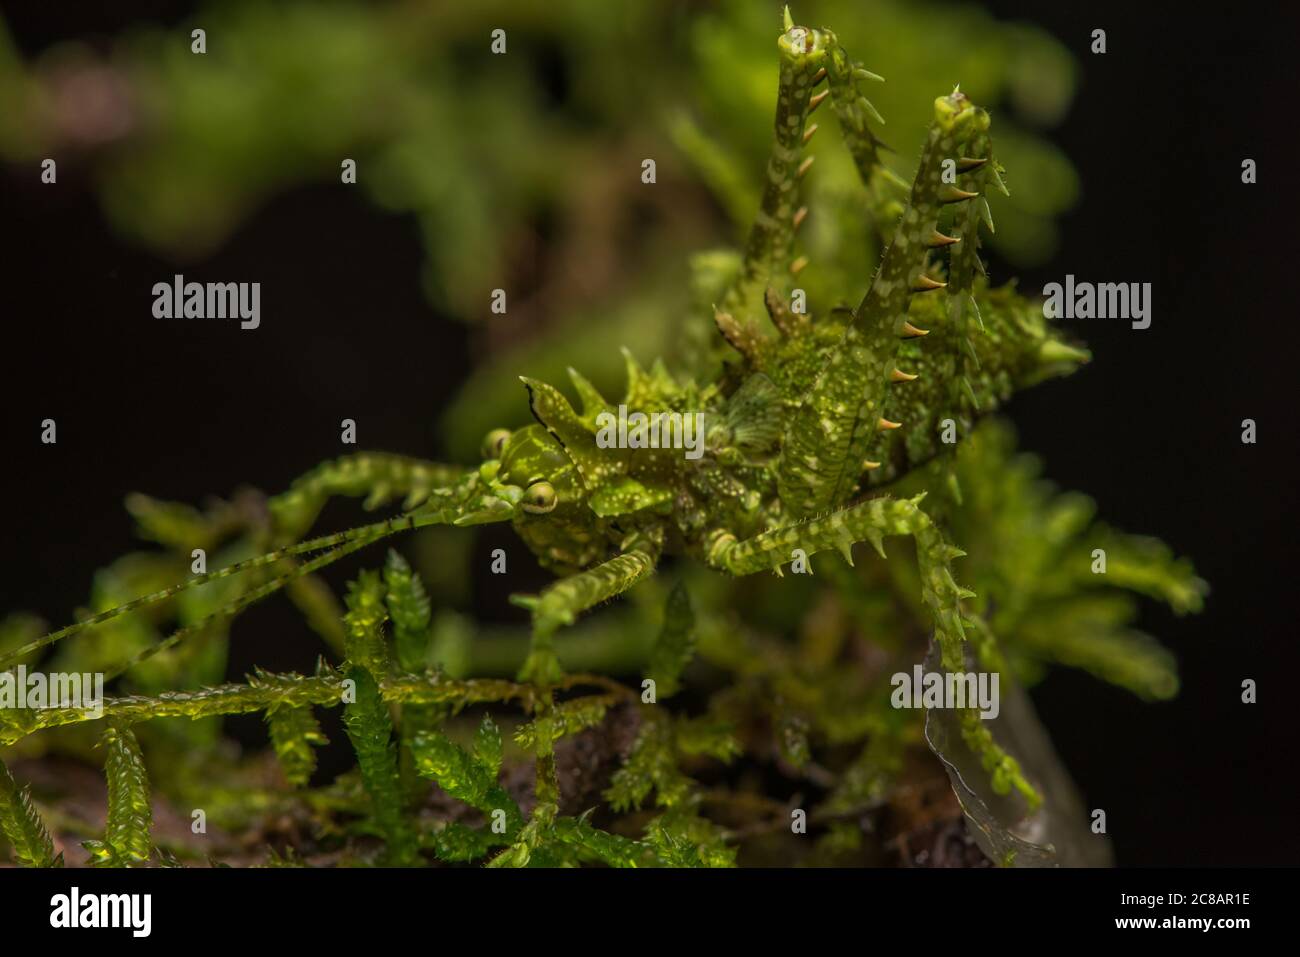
{"left": 2, "top": 10, "right": 1097, "bottom": 815}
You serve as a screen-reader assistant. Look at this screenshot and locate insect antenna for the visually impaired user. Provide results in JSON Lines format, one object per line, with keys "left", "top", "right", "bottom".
{"left": 0, "top": 505, "right": 462, "bottom": 671}
{"left": 101, "top": 534, "right": 379, "bottom": 681}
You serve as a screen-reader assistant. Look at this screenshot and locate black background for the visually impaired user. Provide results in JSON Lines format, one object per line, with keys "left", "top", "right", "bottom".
{"left": 1, "top": 1, "right": 1296, "bottom": 866}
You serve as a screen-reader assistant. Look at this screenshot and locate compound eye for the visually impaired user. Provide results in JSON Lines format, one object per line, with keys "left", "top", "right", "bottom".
{"left": 481, "top": 428, "right": 512, "bottom": 460}
{"left": 522, "top": 481, "right": 557, "bottom": 514}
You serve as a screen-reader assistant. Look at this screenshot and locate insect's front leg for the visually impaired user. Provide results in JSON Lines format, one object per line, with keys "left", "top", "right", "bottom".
{"left": 507, "top": 538, "right": 658, "bottom": 816}
{"left": 512, "top": 541, "right": 660, "bottom": 686}
{"left": 705, "top": 494, "right": 970, "bottom": 670}
{"left": 269, "top": 452, "right": 465, "bottom": 542}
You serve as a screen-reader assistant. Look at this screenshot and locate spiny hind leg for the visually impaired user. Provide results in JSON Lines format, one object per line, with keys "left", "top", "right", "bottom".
{"left": 510, "top": 545, "right": 659, "bottom": 686}
{"left": 707, "top": 494, "right": 971, "bottom": 669}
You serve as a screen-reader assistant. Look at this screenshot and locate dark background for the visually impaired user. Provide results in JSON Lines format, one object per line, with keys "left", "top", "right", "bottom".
{"left": 1, "top": 1, "right": 1296, "bottom": 865}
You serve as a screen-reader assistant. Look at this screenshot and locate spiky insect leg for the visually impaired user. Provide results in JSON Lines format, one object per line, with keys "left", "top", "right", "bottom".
{"left": 269, "top": 453, "right": 464, "bottom": 542}
{"left": 243, "top": 453, "right": 463, "bottom": 653}
{"left": 709, "top": 493, "right": 1039, "bottom": 805}
{"left": 511, "top": 543, "right": 660, "bottom": 687}
{"left": 508, "top": 539, "right": 658, "bottom": 815}
{"left": 942, "top": 110, "right": 998, "bottom": 415}
{"left": 717, "top": 17, "right": 832, "bottom": 343}
{"left": 823, "top": 39, "right": 907, "bottom": 236}
{"left": 777, "top": 90, "right": 987, "bottom": 518}
{"left": 707, "top": 493, "right": 970, "bottom": 669}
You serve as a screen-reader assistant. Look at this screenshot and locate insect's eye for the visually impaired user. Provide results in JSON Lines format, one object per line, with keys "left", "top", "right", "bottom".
{"left": 481, "top": 428, "right": 512, "bottom": 460}
{"left": 521, "top": 481, "right": 557, "bottom": 514}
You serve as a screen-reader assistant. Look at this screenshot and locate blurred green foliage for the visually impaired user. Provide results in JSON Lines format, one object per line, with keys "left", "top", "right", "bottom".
{"left": 0, "top": 0, "right": 1079, "bottom": 459}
